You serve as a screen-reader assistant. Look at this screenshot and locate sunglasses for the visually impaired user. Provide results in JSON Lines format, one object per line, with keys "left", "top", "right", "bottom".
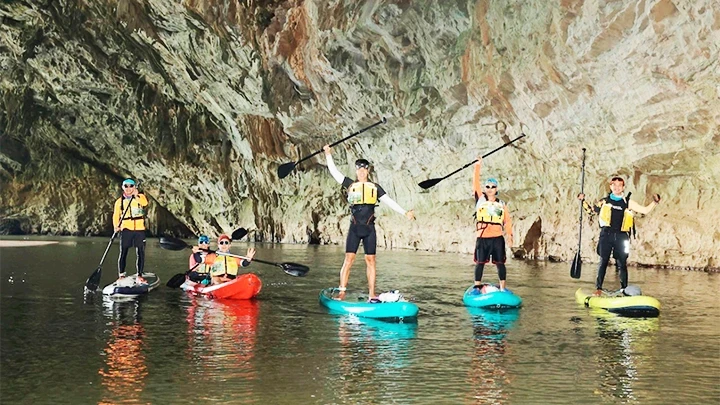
{"left": 198, "top": 241, "right": 209, "bottom": 245}
{"left": 356, "top": 165, "right": 369, "bottom": 169}
{"left": 485, "top": 185, "right": 497, "bottom": 189}
{"left": 123, "top": 184, "right": 135, "bottom": 188}
{"left": 219, "top": 241, "right": 230, "bottom": 245}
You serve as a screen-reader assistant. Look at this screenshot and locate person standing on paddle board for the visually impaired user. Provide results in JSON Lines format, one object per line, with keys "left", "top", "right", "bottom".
{"left": 472, "top": 157, "right": 513, "bottom": 292}
{"left": 188, "top": 235, "right": 211, "bottom": 284}
{"left": 578, "top": 176, "right": 660, "bottom": 296}
{"left": 113, "top": 178, "right": 149, "bottom": 283}
{"left": 323, "top": 144, "right": 415, "bottom": 300}
{"left": 202, "top": 234, "right": 256, "bottom": 285}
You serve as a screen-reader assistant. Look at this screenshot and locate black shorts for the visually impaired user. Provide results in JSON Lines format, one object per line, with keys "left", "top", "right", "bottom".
{"left": 120, "top": 230, "right": 146, "bottom": 249}
{"left": 474, "top": 236, "right": 506, "bottom": 264}
{"left": 346, "top": 224, "right": 377, "bottom": 255}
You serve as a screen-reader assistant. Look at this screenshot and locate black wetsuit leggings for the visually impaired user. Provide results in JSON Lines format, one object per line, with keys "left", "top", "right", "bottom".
{"left": 474, "top": 263, "right": 507, "bottom": 282}
{"left": 118, "top": 230, "right": 146, "bottom": 276}
{"left": 596, "top": 230, "right": 630, "bottom": 290}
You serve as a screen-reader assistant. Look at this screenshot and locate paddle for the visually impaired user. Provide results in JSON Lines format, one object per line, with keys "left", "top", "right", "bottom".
{"left": 277, "top": 117, "right": 387, "bottom": 179}
{"left": 418, "top": 134, "right": 526, "bottom": 189}
{"left": 159, "top": 233, "right": 310, "bottom": 278}
{"left": 165, "top": 262, "right": 201, "bottom": 288}
{"left": 570, "top": 148, "right": 587, "bottom": 279}
{"left": 161, "top": 228, "right": 249, "bottom": 288}
{"left": 213, "top": 251, "right": 310, "bottom": 278}
{"left": 84, "top": 195, "right": 135, "bottom": 292}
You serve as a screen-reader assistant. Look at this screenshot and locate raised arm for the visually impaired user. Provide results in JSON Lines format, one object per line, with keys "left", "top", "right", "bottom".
{"left": 629, "top": 194, "right": 661, "bottom": 214}
{"left": 323, "top": 145, "right": 345, "bottom": 184}
{"left": 473, "top": 158, "right": 482, "bottom": 199}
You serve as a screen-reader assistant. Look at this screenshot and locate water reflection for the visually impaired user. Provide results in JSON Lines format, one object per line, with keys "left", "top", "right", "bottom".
{"left": 98, "top": 298, "right": 148, "bottom": 405}
{"left": 466, "top": 308, "right": 520, "bottom": 405}
{"left": 184, "top": 298, "right": 259, "bottom": 382}
{"left": 591, "top": 310, "right": 660, "bottom": 404}
{"left": 334, "top": 316, "right": 417, "bottom": 401}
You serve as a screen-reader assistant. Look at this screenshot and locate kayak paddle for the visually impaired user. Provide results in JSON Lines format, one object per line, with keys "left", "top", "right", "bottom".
{"left": 570, "top": 148, "right": 586, "bottom": 279}
{"left": 159, "top": 229, "right": 309, "bottom": 278}
{"left": 418, "top": 134, "right": 526, "bottom": 189}
{"left": 213, "top": 251, "right": 310, "bottom": 278}
{"left": 277, "top": 117, "right": 387, "bottom": 179}
{"left": 84, "top": 195, "right": 135, "bottom": 292}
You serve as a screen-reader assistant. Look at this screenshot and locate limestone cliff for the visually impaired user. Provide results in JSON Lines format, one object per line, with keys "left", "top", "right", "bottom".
{"left": 1, "top": 0, "right": 718, "bottom": 269}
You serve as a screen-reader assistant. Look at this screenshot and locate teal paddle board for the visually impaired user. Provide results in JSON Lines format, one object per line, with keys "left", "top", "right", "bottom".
{"left": 319, "top": 288, "right": 418, "bottom": 321}
{"left": 462, "top": 284, "right": 522, "bottom": 309}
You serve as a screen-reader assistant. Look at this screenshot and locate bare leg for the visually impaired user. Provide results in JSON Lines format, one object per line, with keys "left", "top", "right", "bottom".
{"left": 338, "top": 253, "right": 356, "bottom": 299}
{"left": 499, "top": 280, "right": 506, "bottom": 291}
{"left": 365, "top": 255, "right": 377, "bottom": 297}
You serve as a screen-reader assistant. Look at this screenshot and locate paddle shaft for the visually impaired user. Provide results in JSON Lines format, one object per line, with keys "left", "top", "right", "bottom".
{"left": 447, "top": 134, "right": 524, "bottom": 180}
{"left": 203, "top": 249, "right": 285, "bottom": 267}
{"left": 99, "top": 195, "right": 135, "bottom": 267}
{"left": 293, "top": 118, "right": 386, "bottom": 167}
{"left": 201, "top": 248, "right": 251, "bottom": 262}
{"left": 577, "top": 148, "right": 586, "bottom": 252}
{"left": 422, "top": 134, "right": 526, "bottom": 188}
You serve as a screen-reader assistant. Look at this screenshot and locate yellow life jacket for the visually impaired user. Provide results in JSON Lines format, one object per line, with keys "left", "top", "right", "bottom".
{"left": 347, "top": 182, "right": 378, "bottom": 205}
{"left": 598, "top": 193, "right": 634, "bottom": 232}
{"left": 116, "top": 195, "right": 147, "bottom": 230}
{"left": 120, "top": 198, "right": 146, "bottom": 220}
{"left": 191, "top": 253, "right": 209, "bottom": 274}
{"left": 210, "top": 255, "right": 239, "bottom": 276}
{"left": 475, "top": 198, "right": 505, "bottom": 225}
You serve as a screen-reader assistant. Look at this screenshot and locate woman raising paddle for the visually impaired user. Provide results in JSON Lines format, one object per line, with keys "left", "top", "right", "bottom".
{"left": 471, "top": 157, "right": 513, "bottom": 292}
{"left": 323, "top": 144, "right": 415, "bottom": 301}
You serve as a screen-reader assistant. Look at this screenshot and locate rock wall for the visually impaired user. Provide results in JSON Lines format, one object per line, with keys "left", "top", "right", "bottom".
{"left": 1, "top": 0, "right": 718, "bottom": 269}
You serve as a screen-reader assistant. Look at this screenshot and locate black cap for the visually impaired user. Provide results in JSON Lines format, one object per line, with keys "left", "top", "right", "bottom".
{"left": 355, "top": 159, "right": 370, "bottom": 169}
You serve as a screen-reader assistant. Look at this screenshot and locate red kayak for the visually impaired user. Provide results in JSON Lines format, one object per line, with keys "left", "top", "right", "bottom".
{"left": 180, "top": 273, "right": 262, "bottom": 300}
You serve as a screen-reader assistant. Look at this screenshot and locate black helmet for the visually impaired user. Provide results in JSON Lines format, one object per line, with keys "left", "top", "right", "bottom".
{"left": 355, "top": 159, "right": 370, "bottom": 169}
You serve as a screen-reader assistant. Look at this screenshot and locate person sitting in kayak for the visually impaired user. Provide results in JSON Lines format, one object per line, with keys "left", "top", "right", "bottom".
{"left": 323, "top": 144, "right": 415, "bottom": 301}
{"left": 472, "top": 157, "right": 513, "bottom": 292}
{"left": 113, "top": 178, "right": 149, "bottom": 284}
{"left": 188, "top": 235, "right": 211, "bottom": 284}
{"left": 203, "top": 234, "right": 256, "bottom": 285}
{"left": 578, "top": 176, "right": 660, "bottom": 296}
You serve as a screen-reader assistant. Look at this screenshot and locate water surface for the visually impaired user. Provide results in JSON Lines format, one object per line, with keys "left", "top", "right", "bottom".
{"left": 1, "top": 237, "right": 718, "bottom": 404}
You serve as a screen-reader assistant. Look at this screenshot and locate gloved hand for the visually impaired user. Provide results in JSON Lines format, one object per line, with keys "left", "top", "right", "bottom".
{"left": 653, "top": 194, "right": 661, "bottom": 203}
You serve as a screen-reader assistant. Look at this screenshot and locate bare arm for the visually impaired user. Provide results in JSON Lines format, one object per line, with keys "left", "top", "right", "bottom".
{"left": 629, "top": 198, "right": 658, "bottom": 215}
{"left": 472, "top": 159, "right": 482, "bottom": 198}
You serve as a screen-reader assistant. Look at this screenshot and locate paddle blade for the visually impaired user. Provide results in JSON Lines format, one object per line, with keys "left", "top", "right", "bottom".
{"left": 85, "top": 266, "right": 102, "bottom": 292}
{"left": 159, "top": 236, "right": 190, "bottom": 251}
{"left": 418, "top": 178, "right": 441, "bottom": 190}
{"left": 277, "top": 162, "right": 297, "bottom": 179}
{"left": 166, "top": 273, "right": 187, "bottom": 288}
{"left": 231, "top": 228, "right": 248, "bottom": 241}
{"left": 570, "top": 251, "right": 582, "bottom": 279}
{"left": 280, "top": 262, "right": 310, "bottom": 277}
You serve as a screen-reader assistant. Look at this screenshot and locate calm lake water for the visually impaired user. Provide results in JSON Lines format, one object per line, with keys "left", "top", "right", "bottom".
{"left": 1, "top": 236, "right": 719, "bottom": 404}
